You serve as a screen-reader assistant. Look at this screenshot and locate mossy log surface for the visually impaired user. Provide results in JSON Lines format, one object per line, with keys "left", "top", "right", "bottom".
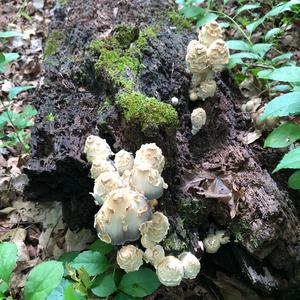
{"left": 25, "top": 0, "right": 300, "bottom": 298}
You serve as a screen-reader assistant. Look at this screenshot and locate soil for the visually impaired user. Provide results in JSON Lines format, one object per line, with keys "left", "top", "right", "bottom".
{"left": 24, "top": 0, "right": 300, "bottom": 299}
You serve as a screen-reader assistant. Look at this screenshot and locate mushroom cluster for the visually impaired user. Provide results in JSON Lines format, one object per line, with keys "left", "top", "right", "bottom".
{"left": 186, "top": 21, "right": 230, "bottom": 135}
{"left": 203, "top": 230, "right": 230, "bottom": 254}
{"left": 84, "top": 135, "right": 202, "bottom": 287}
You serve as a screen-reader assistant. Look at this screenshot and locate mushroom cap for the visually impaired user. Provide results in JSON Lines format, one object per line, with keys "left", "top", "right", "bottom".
{"left": 115, "top": 149, "right": 134, "bottom": 175}
{"left": 139, "top": 211, "right": 170, "bottom": 243}
{"left": 191, "top": 107, "right": 207, "bottom": 135}
{"left": 117, "top": 245, "right": 144, "bottom": 273}
{"left": 84, "top": 135, "right": 113, "bottom": 164}
{"left": 207, "top": 39, "right": 230, "bottom": 65}
{"left": 90, "top": 160, "right": 116, "bottom": 179}
{"left": 140, "top": 235, "right": 156, "bottom": 249}
{"left": 186, "top": 40, "right": 208, "bottom": 75}
{"left": 92, "top": 171, "right": 124, "bottom": 205}
{"left": 144, "top": 245, "right": 165, "bottom": 268}
{"left": 203, "top": 233, "right": 221, "bottom": 253}
{"left": 94, "top": 187, "right": 152, "bottom": 245}
{"left": 134, "top": 143, "right": 165, "bottom": 173}
{"left": 156, "top": 256, "right": 184, "bottom": 286}
{"left": 215, "top": 230, "right": 230, "bottom": 245}
{"left": 199, "top": 21, "right": 223, "bottom": 47}
{"left": 178, "top": 252, "right": 201, "bottom": 279}
{"left": 130, "top": 164, "right": 168, "bottom": 200}
{"left": 198, "top": 79, "right": 217, "bottom": 100}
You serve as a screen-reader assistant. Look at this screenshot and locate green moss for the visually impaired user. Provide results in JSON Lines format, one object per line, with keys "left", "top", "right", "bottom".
{"left": 167, "top": 10, "right": 193, "bottom": 30}
{"left": 178, "top": 197, "right": 205, "bottom": 227}
{"left": 91, "top": 24, "right": 157, "bottom": 90}
{"left": 163, "top": 232, "right": 187, "bottom": 253}
{"left": 44, "top": 30, "right": 65, "bottom": 58}
{"left": 116, "top": 91, "right": 179, "bottom": 132}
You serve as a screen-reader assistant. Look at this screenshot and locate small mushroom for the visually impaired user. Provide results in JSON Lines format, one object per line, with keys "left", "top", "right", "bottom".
{"left": 198, "top": 21, "right": 223, "bottom": 47}
{"left": 117, "top": 245, "right": 144, "bottom": 273}
{"left": 156, "top": 256, "right": 184, "bottom": 286}
{"left": 191, "top": 107, "right": 206, "bottom": 135}
{"left": 90, "top": 160, "right": 116, "bottom": 179}
{"left": 114, "top": 149, "right": 134, "bottom": 175}
{"left": 207, "top": 39, "right": 230, "bottom": 69}
{"left": 178, "top": 252, "right": 201, "bottom": 279}
{"left": 94, "top": 187, "right": 152, "bottom": 245}
{"left": 144, "top": 245, "right": 165, "bottom": 268}
{"left": 203, "top": 230, "right": 230, "bottom": 253}
{"left": 186, "top": 40, "right": 208, "bottom": 75}
{"left": 198, "top": 79, "right": 217, "bottom": 100}
{"left": 141, "top": 235, "right": 156, "bottom": 249}
{"left": 84, "top": 135, "right": 113, "bottom": 164}
{"left": 134, "top": 143, "right": 165, "bottom": 174}
{"left": 140, "top": 211, "right": 170, "bottom": 244}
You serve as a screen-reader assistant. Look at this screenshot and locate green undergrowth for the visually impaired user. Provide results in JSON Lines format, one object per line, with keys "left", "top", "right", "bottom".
{"left": 91, "top": 24, "right": 179, "bottom": 132}
{"left": 167, "top": 10, "right": 193, "bottom": 30}
{"left": 44, "top": 30, "right": 65, "bottom": 58}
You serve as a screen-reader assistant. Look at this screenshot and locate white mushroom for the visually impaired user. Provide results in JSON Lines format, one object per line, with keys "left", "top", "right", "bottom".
{"left": 90, "top": 160, "right": 116, "bottom": 179}
{"left": 191, "top": 107, "right": 206, "bottom": 135}
{"left": 114, "top": 149, "right": 134, "bottom": 175}
{"left": 94, "top": 187, "right": 152, "bottom": 245}
{"left": 130, "top": 164, "right": 168, "bottom": 200}
{"left": 215, "top": 230, "right": 230, "bottom": 244}
{"left": 92, "top": 171, "right": 124, "bottom": 205}
{"left": 140, "top": 235, "right": 156, "bottom": 249}
{"left": 134, "top": 143, "right": 165, "bottom": 174}
{"left": 156, "top": 256, "right": 184, "bottom": 286}
{"left": 117, "top": 245, "right": 144, "bottom": 273}
{"left": 84, "top": 135, "right": 113, "bottom": 164}
{"left": 198, "top": 21, "right": 223, "bottom": 47}
{"left": 198, "top": 79, "right": 217, "bottom": 100}
{"left": 186, "top": 40, "right": 208, "bottom": 75}
{"left": 144, "top": 245, "right": 165, "bottom": 268}
{"left": 203, "top": 233, "right": 221, "bottom": 254}
{"left": 139, "top": 212, "right": 170, "bottom": 243}
{"left": 178, "top": 252, "right": 201, "bottom": 279}
{"left": 207, "top": 39, "right": 230, "bottom": 68}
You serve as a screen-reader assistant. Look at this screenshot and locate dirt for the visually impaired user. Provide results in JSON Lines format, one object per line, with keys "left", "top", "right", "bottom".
{"left": 24, "top": 0, "right": 300, "bottom": 299}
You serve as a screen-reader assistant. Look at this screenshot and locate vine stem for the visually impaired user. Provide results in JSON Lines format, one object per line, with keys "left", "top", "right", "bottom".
{"left": 209, "top": 10, "right": 253, "bottom": 45}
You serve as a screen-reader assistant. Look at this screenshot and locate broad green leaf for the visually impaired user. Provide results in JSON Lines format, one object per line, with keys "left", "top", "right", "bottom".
{"left": 230, "top": 52, "right": 260, "bottom": 60}
{"left": 64, "top": 284, "right": 85, "bottom": 300}
{"left": 288, "top": 170, "right": 300, "bottom": 189}
{"left": 87, "top": 240, "right": 113, "bottom": 255}
{"left": 251, "top": 43, "right": 272, "bottom": 58}
{"left": 119, "top": 268, "right": 160, "bottom": 298}
{"left": 271, "top": 52, "right": 293, "bottom": 63}
{"left": 58, "top": 251, "right": 80, "bottom": 263}
{"left": 0, "top": 31, "right": 22, "bottom": 38}
{"left": 273, "top": 147, "right": 300, "bottom": 173}
{"left": 246, "top": 18, "right": 265, "bottom": 32}
{"left": 196, "top": 13, "right": 218, "bottom": 27}
{"left": 264, "top": 122, "right": 300, "bottom": 148}
{"left": 77, "top": 268, "right": 92, "bottom": 289}
{"left": 271, "top": 84, "right": 292, "bottom": 92}
{"left": 114, "top": 292, "right": 141, "bottom": 300}
{"left": 91, "top": 272, "right": 117, "bottom": 297}
{"left": 180, "top": 6, "right": 204, "bottom": 18}
{"left": 226, "top": 40, "right": 251, "bottom": 51}
{"left": 265, "top": 28, "right": 281, "bottom": 41}
{"left": 0, "top": 242, "right": 18, "bottom": 283}
{"left": 71, "top": 250, "right": 109, "bottom": 276}
{"left": 0, "top": 53, "right": 5, "bottom": 63}
{"left": 0, "top": 281, "right": 9, "bottom": 294}
{"left": 24, "top": 261, "right": 64, "bottom": 300}
{"left": 47, "top": 279, "right": 70, "bottom": 300}
{"left": 261, "top": 92, "right": 300, "bottom": 119}
{"left": 257, "top": 67, "right": 300, "bottom": 83}
{"left": 2, "top": 53, "right": 19, "bottom": 64}
{"left": 235, "top": 3, "right": 261, "bottom": 15}
{"left": 8, "top": 86, "right": 34, "bottom": 101}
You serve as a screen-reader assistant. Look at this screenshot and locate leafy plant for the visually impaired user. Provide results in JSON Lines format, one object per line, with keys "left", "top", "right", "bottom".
{"left": 0, "top": 240, "right": 160, "bottom": 300}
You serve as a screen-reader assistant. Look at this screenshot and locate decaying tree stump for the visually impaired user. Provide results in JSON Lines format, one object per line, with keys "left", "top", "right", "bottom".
{"left": 25, "top": 0, "right": 300, "bottom": 298}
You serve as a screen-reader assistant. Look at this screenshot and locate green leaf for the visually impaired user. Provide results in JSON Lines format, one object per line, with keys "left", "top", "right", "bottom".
{"left": 119, "top": 268, "right": 160, "bottom": 298}
{"left": 47, "top": 279, "right": 70, "bottom": 300}
{"left": 2, "top": 53, "right": 19, "bottom": 64}
{"left": 251, "top": 43, "right": 272, "bottom": 58}
{"left": 114, "top": 292, "right": 141, "bottom": 300}
{"left": 264, "top": 122, "right": 300, "bottom": 148}
{"left": 0, "top": 281, "right": 9, "bottom": 294}
{"left": 71, "top": 250, "right": 109, "bottom": 276}
{"left": 0, "top": 242, "right": 18, "bottom": 284}
{"left": 265, "top": 28, "right": 281, "bottom": 41}
{"left": 288, "top": 170, "right": 300, "bottom": 189}
{"left": 91, "top": 272, "right": 117, "bottom": 297}
{"left": 235, "top": 3, "right": 261, "bottom": 15}
{"left": 0, "top": 31, "right": 23, "bottom": 38}
{"left": 8, "top": 86, "right": 34, "bottom": 101}
{"left": 180, "top": 6, "right": 204, "bottom": 18}
{"left": 196, "top": 13, "right": 218, "bottom": 27}
{"left": 87, "top": 240, "right": 113, "bottom": 255}
{"left": 230, "top": 52, "right": 260, "bottom": 60}
{"left": 227, "top": 40, "right": 251, "bottom": 51}
{"left": 58, "top": 251, "right": 80, "bottom": 263}
{"left": 0, "top": 53, "right": 5, "bottom": 63}
{"left": 271, "top": 52, "right": 293, "bottom": 64}
{"left": 273, "top": 147, "right": 300, "bottom": 173}
{"left": 246, "top": 18, "right": 265, "bottom": 32}
{"left": 271, "top": 84, "right": 292, "bottom": 92}
{"left": 257, "top": 66, "right": 300, "bottom": 83}
{"left": 24, "top": 261, "right": 64, "bottom": 300}
{"left": 261, "top": 92, "right": 300, "bottom": 119}
{"left": 64, "top": 284, "right": 86, "bottom": 300}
